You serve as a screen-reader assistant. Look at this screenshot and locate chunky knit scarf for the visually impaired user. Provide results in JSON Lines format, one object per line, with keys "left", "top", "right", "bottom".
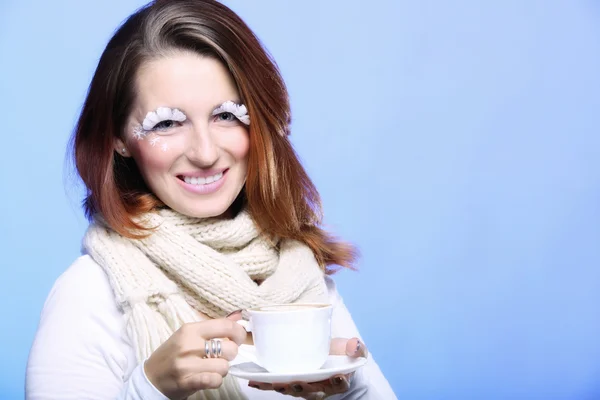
{"left": 83, "top": 208, "right": 328, "bottom": 400}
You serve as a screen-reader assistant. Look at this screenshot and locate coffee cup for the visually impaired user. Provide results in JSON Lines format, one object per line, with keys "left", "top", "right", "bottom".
{"left": 236, "top": 303, "right": 332, "bottom": 373}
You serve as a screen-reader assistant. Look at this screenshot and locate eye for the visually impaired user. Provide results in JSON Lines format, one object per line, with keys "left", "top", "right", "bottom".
{"left": 214, "top": 112, "right": 237, "bottom": 122}
{"left": 152, "top": 120, "right": 177, "bottom": 131}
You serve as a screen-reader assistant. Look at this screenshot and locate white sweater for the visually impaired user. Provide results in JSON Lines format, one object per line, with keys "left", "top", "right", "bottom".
{"left": 25, "top": 255, "right": 396, "bottom": 400}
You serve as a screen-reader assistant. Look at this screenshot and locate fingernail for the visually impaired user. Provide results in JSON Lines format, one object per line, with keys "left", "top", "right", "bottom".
{"left": 226, "top": 309, "right": 243, "bottom": 318}
{"left": 354, "top": 340, "right": 362, "bottom": 356}
{"left": 291, "top": 384, "right": 303, "bottom": 393}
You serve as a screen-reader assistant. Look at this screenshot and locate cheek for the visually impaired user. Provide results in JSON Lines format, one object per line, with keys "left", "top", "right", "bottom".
{"left": 130, "top": 137, "right": 180, "bottom": 176}
{"left": 225, "top": 128, "right": 250, "bottom": 161}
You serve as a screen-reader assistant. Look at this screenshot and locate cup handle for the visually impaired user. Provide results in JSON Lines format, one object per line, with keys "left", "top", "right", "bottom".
{"left": 236, "top": 319, "right": 252, "bottom": 332}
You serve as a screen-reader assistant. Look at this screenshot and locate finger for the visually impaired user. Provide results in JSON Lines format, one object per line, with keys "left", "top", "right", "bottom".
{"left": 286, "top": 382, "right": 329, "bottom": 398}
{"left": 287, "top": 382, "right": 320, "bottom": 397}
{"left": 226, "top": 310, "right": 243, "bottom": 320}
{"left": 299, "top": 372, "right": 353, "bottom": 394}
{"left": 296, "top": 376, "right": 349, "bottom": 396}
{"left": 253, "top": 381, "right": 325, "bottom": 397}
{"left": 329, "top": 337, "right": 368, "bottom": 358}
{"left": 329, "top": 337, "right": 350, "bottom": 355}
{"left": 178, "top": 357, "right": 230, "bottom": 376}
{"left": 188, "top": 319, "right": 247, "bottom": 345}
{"left": 327, "top": 374, "right": 350, "bottom": 394}
{"left": 298, "top": 381, "right": 328, "bottom": 393}
{"left": 179, "top": 371, "right": 223, "bottom": 391}
{"left": 289, "top": 383, "right": 306, "bottom": 396}
{"left": 248, "top": 381, "right": 273, "bottom": 391}
{"left": 272, "top": 384, "right": 291, "bottom": 394}
{"left": 200, "top": 338, "right": 239, "bottom": 361}
{"left": 345, "top": 337, "right": 368, "bottom": 358}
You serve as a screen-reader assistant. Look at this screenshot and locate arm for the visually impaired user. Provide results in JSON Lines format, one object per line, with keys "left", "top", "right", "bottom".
{"left": 326, "top": 276, "right": 398, "bottom": 400}
{"left": 25, "top": 256, "right": 168, "bottom": 400}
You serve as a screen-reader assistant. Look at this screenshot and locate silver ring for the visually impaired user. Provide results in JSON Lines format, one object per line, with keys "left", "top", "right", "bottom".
{"left": 204, "top": 340, "right": 210, "bottom": 358}
{"left": 204, "top": 339, "right": 223, "bottom": 358}
{"left": 211, "top": 339, "right": 217, "bottom": 358}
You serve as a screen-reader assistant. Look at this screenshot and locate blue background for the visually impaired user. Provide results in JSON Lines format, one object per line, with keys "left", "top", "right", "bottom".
{"left": 1, "top": 0, "right": 600, "bottom": 399}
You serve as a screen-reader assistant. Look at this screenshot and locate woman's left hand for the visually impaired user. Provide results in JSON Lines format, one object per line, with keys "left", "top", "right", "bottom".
{"left": 248, "top": 337, "right": 368, "bottom": 399}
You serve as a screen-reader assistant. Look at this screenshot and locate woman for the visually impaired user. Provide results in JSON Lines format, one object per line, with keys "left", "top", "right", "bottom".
{"left": 25, "top": 0, "right": 396, "bottom": 399}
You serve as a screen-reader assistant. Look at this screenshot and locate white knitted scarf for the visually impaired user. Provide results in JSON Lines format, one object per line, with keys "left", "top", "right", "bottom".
{"left": 83, "top": 208, "right": 328, "bottom": 400}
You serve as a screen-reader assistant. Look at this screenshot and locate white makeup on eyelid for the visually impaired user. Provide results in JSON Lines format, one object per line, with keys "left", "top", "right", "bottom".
{"left": 131, "top": 106, "right": 187, "bottom": 144}
{"left": 142, "top": 106, "right": 187, "bottom": 131}
{"left": 213, "top": 100, "right": 250, "bottom": 125}
{"left": 130, "top": 102, "right": 247, "bottom": 146}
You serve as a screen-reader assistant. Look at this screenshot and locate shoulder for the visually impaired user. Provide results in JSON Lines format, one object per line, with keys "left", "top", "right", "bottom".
{"left": 26, "top": 256, "right": 135, "bottom": 398}
{"left": 55, "top": 254, "right": 110, "bottom": 288}
{"left": 41, "top": 254, "right": 117, "bottom": 317}
{"left": 36, "top": 254, "right": 126, "bottom": 338}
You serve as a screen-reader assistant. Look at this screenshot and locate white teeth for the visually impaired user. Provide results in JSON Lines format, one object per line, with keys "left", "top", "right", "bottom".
{"left": 182, "top": 172, "right": 223, "bottom": 186}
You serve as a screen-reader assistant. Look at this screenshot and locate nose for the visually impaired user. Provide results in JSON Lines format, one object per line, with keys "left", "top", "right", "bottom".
{"left": 186, "top": 123, "right": 219, "bottom": 167}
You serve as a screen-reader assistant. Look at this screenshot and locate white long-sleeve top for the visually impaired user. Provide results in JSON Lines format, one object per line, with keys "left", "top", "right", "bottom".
{"left": 25, "top": 255, "right": 396, "bottom": 399}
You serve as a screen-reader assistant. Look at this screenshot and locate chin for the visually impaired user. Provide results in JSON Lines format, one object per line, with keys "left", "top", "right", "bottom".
{"left": 173, "top": 201, "right": 233, "bottom": 219}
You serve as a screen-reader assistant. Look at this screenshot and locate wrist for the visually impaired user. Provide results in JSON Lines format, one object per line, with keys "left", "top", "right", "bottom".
{"left": 143, "top": 357, "right": 169, "bottom": 399}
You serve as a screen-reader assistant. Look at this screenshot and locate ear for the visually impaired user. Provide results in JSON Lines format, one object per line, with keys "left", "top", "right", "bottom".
{"left": 114, "top": 137, "right": 131, "bottom": 157}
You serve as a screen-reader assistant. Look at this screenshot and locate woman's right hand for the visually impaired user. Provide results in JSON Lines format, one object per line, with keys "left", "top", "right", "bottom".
{"left": 143, "top": 317, "right": 247, "bottom": 400}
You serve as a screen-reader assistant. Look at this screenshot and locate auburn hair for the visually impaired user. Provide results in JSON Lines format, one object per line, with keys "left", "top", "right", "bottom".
{"left": 71, "top": 0, "right": 357, "bottom": 272}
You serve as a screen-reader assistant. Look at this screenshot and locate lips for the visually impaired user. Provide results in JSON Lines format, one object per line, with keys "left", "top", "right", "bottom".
{"left": 180, "top": 171, "right": 224, "bottom": 186}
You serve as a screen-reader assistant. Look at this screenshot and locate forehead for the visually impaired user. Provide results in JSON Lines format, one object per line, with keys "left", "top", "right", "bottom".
{"left": 132, "top": 51, "right": 240, "bottom": 114}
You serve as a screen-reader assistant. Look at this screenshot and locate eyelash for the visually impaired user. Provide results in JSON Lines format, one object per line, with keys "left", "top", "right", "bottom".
{"left": 214, "top": 112, "right": 237, "bottom": 122}
{"left": 147, "top": 112, "right": 239, "bottom": 132}
{"left": 151, "top": 120, "right": 178, "bottom": 131}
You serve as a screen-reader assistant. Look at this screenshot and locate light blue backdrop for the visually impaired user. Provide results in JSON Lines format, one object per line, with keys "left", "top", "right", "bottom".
{"left": 1, "top": 1, "right": 600, "bottom": 399}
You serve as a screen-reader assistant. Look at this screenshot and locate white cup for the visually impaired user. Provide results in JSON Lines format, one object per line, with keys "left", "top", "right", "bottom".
{"left": 237, "top": 303, "right": 333, "bottom": 373}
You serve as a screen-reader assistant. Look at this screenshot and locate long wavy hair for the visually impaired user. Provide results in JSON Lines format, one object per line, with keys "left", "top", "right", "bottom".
{"left": 71, "top": 0, "right": 357, "bottom": 272}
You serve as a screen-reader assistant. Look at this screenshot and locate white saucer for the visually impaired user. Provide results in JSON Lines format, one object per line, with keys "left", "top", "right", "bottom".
{"left": 229, "top": 345, "right": 367, "bottom": 384}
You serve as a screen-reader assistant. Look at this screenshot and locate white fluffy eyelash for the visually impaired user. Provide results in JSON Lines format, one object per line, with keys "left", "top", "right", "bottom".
{"left": 142, "top": 107, "right": 187, "bottom": 131}
{"left": 213, "top": 101, "right": 250, "bottom": 125}
{"left": 132, "top": 103, "right": 248, "bottom": 140}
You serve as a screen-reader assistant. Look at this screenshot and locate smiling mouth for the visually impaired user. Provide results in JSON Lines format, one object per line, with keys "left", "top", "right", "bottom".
{"left": 178, "top": 171, "right": 225, "bottom": 186}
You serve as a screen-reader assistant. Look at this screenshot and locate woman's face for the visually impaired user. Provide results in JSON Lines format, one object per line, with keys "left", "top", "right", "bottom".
{"left": 116, "top": 51, "right": 250, "bottom": 218}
